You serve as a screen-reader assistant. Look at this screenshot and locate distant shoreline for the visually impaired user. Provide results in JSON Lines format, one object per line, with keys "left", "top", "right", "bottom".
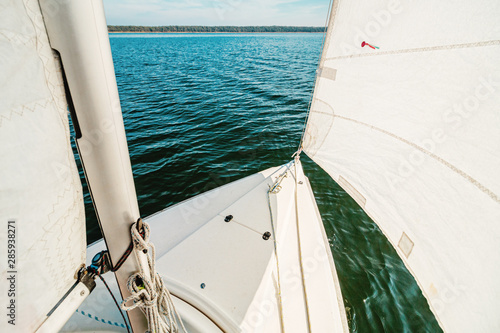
{"left": 108, "top": 26, "right": 325, "bottom": 34}
{"left": 109, "top": 31, "right": 324, "bottom": 34}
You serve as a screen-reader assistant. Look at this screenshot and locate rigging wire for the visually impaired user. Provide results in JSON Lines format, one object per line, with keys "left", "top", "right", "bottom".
{"left": 98, "top": 274, "right": 131, "bottom": 333}
{"left": 297, "top": 0, "right": 335, "bottom": 153}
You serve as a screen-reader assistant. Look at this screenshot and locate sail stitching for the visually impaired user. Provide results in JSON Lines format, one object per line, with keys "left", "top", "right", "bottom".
{"left": 0, "top": 30, "right": 36, "bottom": 46}
{"left": 0, "top": 98, "right": 51, "bottom": 126}
{"left": 326, "top": 40, "right": 500, "bottom": 61}
{"left": 14, "top": 1, "right": 87, "bottom": 327}
{"left": 41, "top": 184, "right": 83, "bottom": 290}
{"left": 335, "top": 115, "right": 500, "bottom": 204}
{"left": 24, "top": 0, "right": 75, "bottom": 169}
{"left": 23, "top": 0, "right": 63, "bottom": 116}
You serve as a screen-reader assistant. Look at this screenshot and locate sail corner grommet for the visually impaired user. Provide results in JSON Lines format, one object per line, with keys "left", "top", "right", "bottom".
{"left": 262, "top": 231, "right": 271, "bottom": 240}
{"left": 224, "top": 215, "right": 233, "bottom": 222}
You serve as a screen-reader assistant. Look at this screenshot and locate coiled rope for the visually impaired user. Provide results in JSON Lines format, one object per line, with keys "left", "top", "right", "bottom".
{"left": 120, "top": 220, "right": 187, "bottom": 333}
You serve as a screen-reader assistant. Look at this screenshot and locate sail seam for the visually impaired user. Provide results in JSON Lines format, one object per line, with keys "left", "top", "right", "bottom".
{"left": 326, "top": 40, "right": 500, "bottom": 61}
{"left": 335, "top": 115, "right": 500, "bottom": 204}
{"left": 310, "top": 110, "right": 333, "bottom": 117}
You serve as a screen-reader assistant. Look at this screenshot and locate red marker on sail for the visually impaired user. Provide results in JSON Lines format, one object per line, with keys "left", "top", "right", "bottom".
{"left": 361, "top": 41, "right": 379, "bottom": 49}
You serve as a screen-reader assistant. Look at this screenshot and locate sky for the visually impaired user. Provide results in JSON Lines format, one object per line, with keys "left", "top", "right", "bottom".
{"left": 103, "top": 0, "right": 331, "bottom": 26}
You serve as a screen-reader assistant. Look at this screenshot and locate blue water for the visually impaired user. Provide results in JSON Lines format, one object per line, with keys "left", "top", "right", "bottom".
{"left": 82, "top": 33, "right": 441, "bottom": 332}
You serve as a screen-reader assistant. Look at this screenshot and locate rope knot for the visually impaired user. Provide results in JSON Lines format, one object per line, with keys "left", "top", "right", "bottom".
{"left": 120, "top": 219, "right": 186, "bottom": 333}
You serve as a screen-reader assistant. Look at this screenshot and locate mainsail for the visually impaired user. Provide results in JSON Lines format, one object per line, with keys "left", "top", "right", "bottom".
{"left": 0, "top": 0, "right": 86, "bottom": 331}
{"left": 303, "top": 0, "right": 500, "bottom": 332}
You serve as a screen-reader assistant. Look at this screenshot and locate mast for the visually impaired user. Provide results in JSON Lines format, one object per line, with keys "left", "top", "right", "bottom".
{"left": 39, "top": 0, "right": 151, "bottom": 331}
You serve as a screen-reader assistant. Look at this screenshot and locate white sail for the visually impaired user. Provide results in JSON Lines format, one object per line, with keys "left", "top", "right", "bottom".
{"left": 303, "top": 0, "right": 500, "bottom": 332}
{"left": 0, "top": 0, "right": 86, "bottom": 331}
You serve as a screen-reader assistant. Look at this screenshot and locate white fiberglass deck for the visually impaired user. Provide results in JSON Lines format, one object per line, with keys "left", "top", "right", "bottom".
{"left": 62, "top": 161, "right": 348, "bottom": 332}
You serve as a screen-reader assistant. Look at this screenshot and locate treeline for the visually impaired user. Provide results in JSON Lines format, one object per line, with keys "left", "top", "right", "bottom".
{"left": 108, "top": 26, "right": 324, "bottom": 33}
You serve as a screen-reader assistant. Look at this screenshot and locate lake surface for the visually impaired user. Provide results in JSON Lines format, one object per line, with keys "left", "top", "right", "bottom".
{"left": 81, "top": 33, "right": 441, "bottom": 332}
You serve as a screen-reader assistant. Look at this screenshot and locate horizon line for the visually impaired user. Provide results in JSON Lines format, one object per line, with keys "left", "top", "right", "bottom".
{"left": 108, "top": 25, "right": 324, "bottom": 27}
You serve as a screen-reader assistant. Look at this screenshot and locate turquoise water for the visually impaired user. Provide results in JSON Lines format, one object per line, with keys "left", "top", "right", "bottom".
{"left": 81, "top": 33, "right": 441, "bottom": 332}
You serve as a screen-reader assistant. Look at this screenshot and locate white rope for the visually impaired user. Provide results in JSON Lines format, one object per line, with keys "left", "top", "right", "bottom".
{"left": 121, "top": 220, "right": 187, "bottom": 333}
{"left": 267, "top": 169, "right": 290, "bottom": 333}
{"left": 293, "top": 156, "right": 312, "bottom": 333}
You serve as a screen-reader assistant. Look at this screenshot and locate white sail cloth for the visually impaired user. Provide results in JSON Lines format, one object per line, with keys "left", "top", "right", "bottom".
{"left": 304, "top": 1, "right": 500, "bottom": 332}
{"left": 0, "top": 0, "right": 85, "bottom": 331}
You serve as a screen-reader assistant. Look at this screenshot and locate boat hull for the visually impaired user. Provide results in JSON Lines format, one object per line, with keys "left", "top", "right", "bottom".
{"left": 62, "top": 162, "right": 348, "bottom": 332}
